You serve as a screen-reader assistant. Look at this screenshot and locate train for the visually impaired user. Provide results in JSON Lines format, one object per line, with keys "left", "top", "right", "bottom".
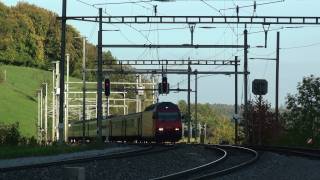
{"left": 68, "top": 102, "right": 183, "bottom": 143}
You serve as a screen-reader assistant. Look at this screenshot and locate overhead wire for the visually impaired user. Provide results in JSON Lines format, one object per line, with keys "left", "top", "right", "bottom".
{"left": 139, "top": 26, "right": 190, "bottom": 31}
{"left": 92, "top": 1, "right": 154, "bottom": 5}
{"left": 219, "top": 0, "right": 285, "bottom": 12}
{"left": 281, "top": 42, "right": 320, "bottom": 50}
{"left": 74, "top": 0, "right": 152, "bottom": 44}
{"left": 75, "top": 0, "right": 159, "bottom": 75}
{"left": 200, "top": 0, "right": 238, "bottom": 37}
{"left": 74, "top": 0, "right": 320, "bottom": 103}
{"left": 169, "top": 3, "right": 238, "bottom": 87}
{"left": 176, "top": 0, "right": 286, "bottom": 103}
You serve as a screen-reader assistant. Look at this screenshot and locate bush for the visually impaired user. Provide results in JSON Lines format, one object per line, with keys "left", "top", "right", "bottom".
{"left": 4, "top": 123, "right": 21, "bottom": 145}
{"left": 241, "top": 97, "right": 283, "bottom": 145}
{"left": 0, "top": 122, "right": 21, "bottom": 146}
{"left": 0, "top": 123, "right": 41, "bottom": 147}
{"left": 19, "top": 136, "right": 28, "bottom": 146}
{"left": 0, "top": 70, "right": 4, "bottom": 83}
{"left": 28, "top": 136, "right": 38, "bottom": 146}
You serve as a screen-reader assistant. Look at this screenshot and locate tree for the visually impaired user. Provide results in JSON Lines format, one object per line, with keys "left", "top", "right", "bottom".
{"left": 241, "top": 96, "right": 282, "bottom": 145}
{"left": 282, "top": 75, "right": 320, "bottom": 146}
{"left": 0, "top": 68, "right": 4, "bottom": 83}
{"left": 177, "top": 100, "right": 235, "bottom": 144}
{"left": 0, "top": 122, "right": 21, "bottom": 145}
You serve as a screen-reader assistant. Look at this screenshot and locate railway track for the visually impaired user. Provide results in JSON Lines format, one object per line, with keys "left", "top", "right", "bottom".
{"left": 249, "top": 145, "right": 320, "bottom": 159}
{"left": 152, "top": 145, "right": 259, "bottom": 180}
{"left": 0, "top": 143, "right": 176, "bottom": 173}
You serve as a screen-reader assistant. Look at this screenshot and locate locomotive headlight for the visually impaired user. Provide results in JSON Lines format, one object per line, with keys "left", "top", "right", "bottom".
{"left": 175, "top": 128, "right": 180, "bottom": 131}
{"left": 158, "top": 128, "right": 164, "bottom": 132}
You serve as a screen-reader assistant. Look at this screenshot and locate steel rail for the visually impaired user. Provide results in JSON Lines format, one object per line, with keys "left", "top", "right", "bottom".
{"left": 190, "top": 145, "right": 259, "bottom": 179}
{"left": 150, "top": 146, "right": 227, "bottom": 180}
{"left": 151, "top": 145, "right": 258, "bottom": 180}
{"left": 248, "top": 145, "right": 320, "bottom": 159}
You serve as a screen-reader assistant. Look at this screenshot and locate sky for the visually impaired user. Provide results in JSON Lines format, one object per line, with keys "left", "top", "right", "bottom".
{"left": 3, "top": 0, "right": 320, "bottom": 107}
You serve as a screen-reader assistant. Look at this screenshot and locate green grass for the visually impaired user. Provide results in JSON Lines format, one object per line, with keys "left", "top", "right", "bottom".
{"left": 0, "top": 65, "right": 81, "bottom": 137}
{"left": 0, "top": 65, "right": 53, "bottom": 137}
{"left": 0, "top": 65, "right": 136, "bottom": 139}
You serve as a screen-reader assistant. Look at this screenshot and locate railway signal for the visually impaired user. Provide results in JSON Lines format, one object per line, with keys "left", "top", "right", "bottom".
{"left": 252, "top": 79, "right": 268, "bottom": 95}
{"left": 252, "top": 79, "right": 268, "bottom": 145}
{"left": 158, "top": 76, "right": 170, "bottom": 94}
{"left": 104, "top": 78, "right": 111, "bottom": 96}
{"left": 162, "top": 76, "right": 169, "bottom": 94}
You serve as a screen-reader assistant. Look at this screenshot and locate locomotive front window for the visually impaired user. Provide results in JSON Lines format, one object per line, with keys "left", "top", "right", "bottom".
{"left": 158, "top": 112, "right": 180, "bottom": 121}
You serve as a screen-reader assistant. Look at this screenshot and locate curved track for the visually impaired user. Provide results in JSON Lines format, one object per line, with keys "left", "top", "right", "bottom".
{"left": 0, "top": 143, "right": 176, "bottom": 173}
{"left": 151, "top": 145, "right": 259, "bottom": 180}
{"left": 249, "top": 145, "right": 320, "bottom": 159}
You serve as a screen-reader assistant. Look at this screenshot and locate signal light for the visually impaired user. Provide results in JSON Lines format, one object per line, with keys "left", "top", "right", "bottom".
{"left": 104, "top": 78, "right": 111, "bottom": 96}
{"left": 162, "top": 76, "right": 168, "bottom": 94}
{"left": 252, "top": 79, "right": 268, "bottom": 95}
{"left": 158, "top": 76, "right": 170, "bottom": 94}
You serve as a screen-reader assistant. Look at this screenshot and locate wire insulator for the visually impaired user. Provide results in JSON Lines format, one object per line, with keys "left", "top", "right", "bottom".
{"left": 236, "top": 5, "right": 239, "bottom": 16}
{"left": 154, "top": 5, "right": 158, "bottom": 16}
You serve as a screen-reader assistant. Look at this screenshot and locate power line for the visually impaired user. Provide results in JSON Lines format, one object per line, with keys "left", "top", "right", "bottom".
{"left": 281, "top": 42, "right": 320, "bottom": 50}
{"left": 74, "top": 0, "right": 152, "bottom": 43}
{"left": 75, "top": 0, "right": 97, "bottom": 8}
{"left": 93, "top": 1, "right": 154, "bottom": 5}
{"left": 200, "top": 0, "right": 220, "bottom": 13}
{"left": 139, "top": 26, "right": 189, "bottom": 31}
{"left": 200, "top": 0, "right": 238, "bottom": 36}
{"left": 219, "top": 0, "right": 285, "bottom": 12}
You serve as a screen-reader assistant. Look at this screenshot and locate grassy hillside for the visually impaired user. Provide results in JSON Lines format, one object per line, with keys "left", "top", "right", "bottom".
{"left": 0, "top": 2, "right": 151, "bottom": 138}
{"left": 0, "top": 65, "right": 52, "bottom": 137}
{"left": 0, "top": 65, "right": 138, "bottom": 138}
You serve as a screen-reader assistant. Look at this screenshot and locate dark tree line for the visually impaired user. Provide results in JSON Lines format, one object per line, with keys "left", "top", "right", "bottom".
{"left": 281, "top": 75, "right": 320, "bottom": 146}
{"left": 241, "top": 97, "right": 282, "bottom": 145}
{"left": 241, "top": 75, "right": 320, "bottom": 147}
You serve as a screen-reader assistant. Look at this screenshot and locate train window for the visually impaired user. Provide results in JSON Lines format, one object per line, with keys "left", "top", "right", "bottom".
{"left": 158, "top": 112, "right": 180, "bottom": 121}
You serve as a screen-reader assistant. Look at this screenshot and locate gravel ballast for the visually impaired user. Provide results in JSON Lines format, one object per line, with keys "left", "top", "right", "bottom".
{"left": 0, "top": 143, "right": 139, "bottom": 170}
{"left": 0, "top": 144, "right": 222, "bottom": 180}
{"left": 219, "top": 152, "right": 320, "bottom": 180}
{"left": 2, "top": 145, "right": 319, "bottom": 180}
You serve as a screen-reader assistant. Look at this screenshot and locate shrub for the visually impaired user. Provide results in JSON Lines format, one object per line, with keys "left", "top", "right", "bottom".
{"left": 19, "top": 136, "right": 28, "bottom": 146}
{"left": 0, "top": 122, "right": 41, "bottom": 147}
{"left": 4, "top": 123, "right": 21, "bottom": 145}
{"left": 28, "top": 136, "right": 38, "bottom": 146}
{"left": 241, "top": 97, "right": 283, "bottom": 145}
{"left": 0, "top": 123, "right": 6, "bottom": 144}
{"left": 0, "top": 122, "right": 21, "bottom": 146}
{"left": 0, "top": 70, "right": 4, "bottom": 83}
